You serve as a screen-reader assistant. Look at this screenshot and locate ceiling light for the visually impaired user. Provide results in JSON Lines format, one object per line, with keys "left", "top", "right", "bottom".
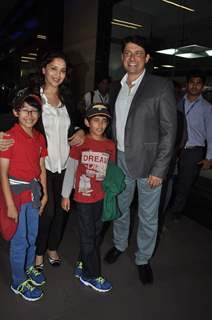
{"left": 21, "top": 56, "right": 37, "bottom": 60}
{"left": 206, "top": 50, "right": 212, "bottom": 56}
{"left": 161, "top": 0, "right": 195, "bottom": 12}
{"left": 21, "top": 60, "right": 29, "bottom": 63}
{"left": 157, "top": 48, "right": 176, "bottom": 55}
{"left": 176, "top": 45, "right": 210, "bottom": 58}
{"left": 154, "top": 66, "right": 159, "bottom": 69}
{"left": 113, "top": 18, "right": 143, "bottom": 28}
{"left": 161, "top": 64, "right": 175, "bottom": 68}
{"left": 111, "top": 22, "right": 138, "bottom": 30}
{"left": 37, "top": 34, "right": 47, "bottom": 39}
{"left": 175, "top": 53, "right": 203, "bottom": 58}
{"left": 28, "top": 52, "right": 37, "bottom": 56}
{"left": 157, "top": 45, "right": 212, "bottom": 59}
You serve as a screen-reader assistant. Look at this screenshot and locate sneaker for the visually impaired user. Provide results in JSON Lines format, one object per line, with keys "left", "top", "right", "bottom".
{"left": 74, "top": 261, "right": 83, "bottom": 279}
{"left": 11, "top": 279, "right": 43, "bottom": 302}
{"left": 26, "top": 266, "right": 46, "bottom": 286}
{"left": 35, "top": 263, "right": 44, "bottom": 272}
{"left": 80, "top": 275, "right": 112, "bottom": 292}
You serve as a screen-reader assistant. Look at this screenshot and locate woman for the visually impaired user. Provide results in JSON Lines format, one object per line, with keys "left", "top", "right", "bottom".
{"left": 33, "top": 51, "right": 84, "bottom": 269}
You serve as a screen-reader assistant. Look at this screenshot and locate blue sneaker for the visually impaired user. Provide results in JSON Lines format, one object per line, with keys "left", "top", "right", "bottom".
{"left": 26, "top": 266, "right": 46, "bottom": 286}
{"left": 11, "top": 279, "right": 43, "bottom": 301}
{"left": 74, "top": 261, "right": 83, "bottom": 278}
{"left": 80, "top": 275, "right": 112, "bottom": 292}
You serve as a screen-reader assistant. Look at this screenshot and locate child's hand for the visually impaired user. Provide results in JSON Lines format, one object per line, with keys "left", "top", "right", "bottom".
{"left": 7, "top": 204, "right": 18, "bottom": 223}
{"left": 39, "top": 194, "right": 48, "bottom": 215}
{"left": 61, "top": 197, "right": 71, "bottom": 212}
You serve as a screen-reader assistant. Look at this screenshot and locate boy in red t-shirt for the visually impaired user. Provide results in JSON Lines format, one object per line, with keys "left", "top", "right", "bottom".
{"left": 61, "top": 103, "right": 115, "bottom": 292}
{"left": 0, "top": 91, "right": 48, "bottom": 301}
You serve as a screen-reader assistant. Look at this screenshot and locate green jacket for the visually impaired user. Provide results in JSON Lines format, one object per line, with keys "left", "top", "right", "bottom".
{"left": 102, "top": 162, "right": 125, "bottom": 222}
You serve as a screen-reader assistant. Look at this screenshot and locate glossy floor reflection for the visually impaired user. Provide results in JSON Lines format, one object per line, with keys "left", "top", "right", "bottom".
{"left": 0, "top": 190, "right": 211, "bottom": 320}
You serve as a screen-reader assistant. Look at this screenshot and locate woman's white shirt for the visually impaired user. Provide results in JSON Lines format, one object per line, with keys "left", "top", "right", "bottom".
{"left": 41, "top": 92, "right": 70, "bottom": 173}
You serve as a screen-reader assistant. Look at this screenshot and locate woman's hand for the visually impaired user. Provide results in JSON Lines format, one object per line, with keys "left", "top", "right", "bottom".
{"left": 68, "top": 129, "right": 85, "bottom": 146}
{"left": 39, "top": 194, "right": 48, "bottom": 215}
{"left": 61, "top": 197, "right": 71, "bottom": 212}
{"left": 0, "top": 132, "right": 14, "bottom": 151}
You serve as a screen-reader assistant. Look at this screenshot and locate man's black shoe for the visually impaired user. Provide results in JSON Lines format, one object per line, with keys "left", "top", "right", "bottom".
{"left": 138, "top": 263, "right": 154, "bottom": 285}
{"left": 104, "top": 247, "right": 123, "bottom": 264}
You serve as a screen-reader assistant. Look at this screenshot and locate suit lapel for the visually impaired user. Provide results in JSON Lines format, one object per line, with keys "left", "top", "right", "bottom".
{"left": 109, "top": 81, "right": 121, "bottom": 111}
{"left": 109, "top": 81, "right": 121, "bottom": 139}
{"left": 128, "top": 72, "right": 150, "bottom": 117}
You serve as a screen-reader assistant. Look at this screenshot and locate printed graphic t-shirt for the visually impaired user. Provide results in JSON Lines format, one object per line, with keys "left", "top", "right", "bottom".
{"left": 70, "top": 136, "right": 116, "bottom": 203}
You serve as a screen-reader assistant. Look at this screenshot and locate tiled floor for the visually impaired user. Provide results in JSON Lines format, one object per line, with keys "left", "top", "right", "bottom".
{"left": 0, "top": 187, "right": 212, "bottom": 320}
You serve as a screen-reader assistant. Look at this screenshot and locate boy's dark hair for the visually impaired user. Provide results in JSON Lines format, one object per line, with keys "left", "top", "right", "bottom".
{"left": 12, "top": 88, "right": 42, "bottom": 112}
{"left": 121, "top": 35, "right": 151, "bottom": 55}
{"left": 186, "top": 70, "right": 206, "bottom": 84}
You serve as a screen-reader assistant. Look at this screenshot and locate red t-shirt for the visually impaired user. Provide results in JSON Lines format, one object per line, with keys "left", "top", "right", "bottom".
{"left": 70, "top": 136, "right": 116, "bottom": 203}
{"left": 0, "top": 123, "right": 48, "bottom": 204}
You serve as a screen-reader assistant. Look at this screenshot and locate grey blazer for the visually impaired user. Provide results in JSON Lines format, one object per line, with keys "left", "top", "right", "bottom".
{"left": 109, "top": 73, "right": 177, "bottom": 179}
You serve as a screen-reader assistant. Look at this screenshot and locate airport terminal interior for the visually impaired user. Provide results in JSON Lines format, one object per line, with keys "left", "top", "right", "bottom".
{"left": 0, "top": 1, "right": 212, "bottom": 319}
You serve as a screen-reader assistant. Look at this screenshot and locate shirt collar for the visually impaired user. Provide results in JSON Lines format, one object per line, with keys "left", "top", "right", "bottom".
{"left": 120, "top": 69, "right": 146, "bottom": 87}
{"left": 184, "top": 93, "right": 202, "bottom": 104}
{"left": 40, "top": 87, "right": 63, "bottom": 109}
{"left": 14, "top": 123, "right": 38, "bottom": 139}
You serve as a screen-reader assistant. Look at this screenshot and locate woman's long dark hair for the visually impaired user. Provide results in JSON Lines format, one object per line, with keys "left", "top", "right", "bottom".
{"left": 30, "top": 51, "right": 72, "bottom": 104}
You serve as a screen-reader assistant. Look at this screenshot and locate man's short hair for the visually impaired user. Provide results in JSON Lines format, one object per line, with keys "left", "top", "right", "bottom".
{"left": 121, "top": 35, "right": 151, "bottom": 55}
{"left": 95, "top": 75, "right": 111, "bottom": 88}
{"left": 186, "top": 70, "right": 206, "bottom": 84}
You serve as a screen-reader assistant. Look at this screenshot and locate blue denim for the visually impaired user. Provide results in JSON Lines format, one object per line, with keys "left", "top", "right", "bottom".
{"left": 113, "top": 151, "right": 162, "bottom": 265}
{"left": 10, "top": 202, "right": 39, "bottom": 287}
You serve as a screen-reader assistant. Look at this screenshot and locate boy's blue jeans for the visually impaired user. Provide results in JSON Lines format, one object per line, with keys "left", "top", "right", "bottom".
{"left": 76, "top": 200, "right": 103, "bottom": 279}
{"left": 10, "top": 202, "right": 39, "bottom": 287}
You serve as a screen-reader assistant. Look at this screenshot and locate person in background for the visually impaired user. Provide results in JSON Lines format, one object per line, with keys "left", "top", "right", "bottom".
{"left": 167, "top": 70, "right": 212, "bottom": 221}
{"left": 83, "top": 76, "right": 110, "bottom": 109}
{"left": 157, "top": 80, "right": 187, "bottom": 235}
{"left": 0, "top": 91, "right": 47, "bottom": 301}
{"left": 204, "top": 90, "right": 212, "bottom": 104}
{"left": 61, "top": 103, "right": 116, "bottom": 293}
{"left": 104, "top": 35, "right": 177, "bottom": 285}
{"left": 78, "top": 76, "right": 110, "bottom": 126}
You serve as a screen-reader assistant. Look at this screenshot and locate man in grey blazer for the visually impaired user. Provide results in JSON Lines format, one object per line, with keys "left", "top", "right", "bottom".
{"left": 104, "top": 35, "right": 177, "bottom": 285}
